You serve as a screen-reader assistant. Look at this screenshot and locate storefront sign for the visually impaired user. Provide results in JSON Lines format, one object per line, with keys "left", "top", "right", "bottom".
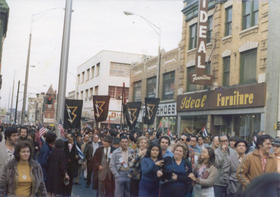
{"left": 177, "top": 83, "right": 266, "bottom": 112}
{"left": 157, "top": 102, "right": 177, "bottom": 117}
{"left": 192, "top": 0, "right": 212, "bottom": 85}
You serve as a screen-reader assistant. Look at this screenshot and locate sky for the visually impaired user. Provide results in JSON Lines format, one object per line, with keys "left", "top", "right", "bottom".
{"left": 1, "top": 0, "right": 184, "bottom": 110}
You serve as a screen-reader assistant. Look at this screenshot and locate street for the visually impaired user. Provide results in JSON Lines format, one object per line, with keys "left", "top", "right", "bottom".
{"left": 72, "top": 177, "right": 96, "bottom": 197}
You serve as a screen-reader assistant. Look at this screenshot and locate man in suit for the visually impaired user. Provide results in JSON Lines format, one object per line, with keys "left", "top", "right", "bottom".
{"left": 93, "top": 135, "right": 114, "bottom": 197}
{"left": 84, "top": 133, "right": 101, "bottom": 187}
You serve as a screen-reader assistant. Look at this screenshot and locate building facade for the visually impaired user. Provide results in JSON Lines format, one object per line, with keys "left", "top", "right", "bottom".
{"left": 129, "top": 48, "right": 180, "bottom": 135}
{"left": 75, "top": 50, "right": 145, "bottom": 127}
{"left": 27, "top": 92, "right": 46, "bottom": 125}
{"left": 176, "top": 0, "right": 277, "bottom": 139}
{"left": 0, "top": 0, "right": 9, "bottom": 89}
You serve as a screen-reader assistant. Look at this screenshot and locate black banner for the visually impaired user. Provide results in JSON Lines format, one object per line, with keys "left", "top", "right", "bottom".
{"left": 124, "top": 102, "right": 141, "bottom": 130}
{"left": 144, "top": 97, "right": 160, "bottom": 125}
{"left": 64, "top": 99, "right": 83, "bottom": 129}
{"left": 93, "top": 95, "right": 110, "bottom": 122}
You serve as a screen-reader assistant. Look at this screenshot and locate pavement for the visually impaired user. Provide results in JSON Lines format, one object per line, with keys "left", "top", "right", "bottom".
{"left": 72, "top": 176, "right": 97, "bottom": 197}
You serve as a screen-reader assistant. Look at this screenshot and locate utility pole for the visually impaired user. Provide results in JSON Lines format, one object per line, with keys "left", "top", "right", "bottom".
{"left": 15, "top": 80, "right": 20, "bottom": 124}
{"left": 21, "top": 32, "right": 32, "bottom": 125}
{"left": 10, "top": 72, "right": 15, "bottom": 123}
{"left": 56, "top": 0, "right": 73, "bottom": 136}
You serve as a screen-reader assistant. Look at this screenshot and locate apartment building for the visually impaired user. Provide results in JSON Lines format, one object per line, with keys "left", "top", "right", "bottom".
{"left": 76, "top": 50, "right": 145, "bottom": 127}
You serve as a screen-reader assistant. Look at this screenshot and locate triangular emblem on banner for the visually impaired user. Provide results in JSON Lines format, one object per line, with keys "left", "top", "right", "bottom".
{"left": 95, "top": 101, "right": 106, "bottom": 118}
{"left": 127, "top": 108, "right": 137, "bottom": 124}
{"left": 66, "top": 105, "right": 78, "bottom": 124}
{"left": 147, "top": 104, "right": 156, "bottom": 120}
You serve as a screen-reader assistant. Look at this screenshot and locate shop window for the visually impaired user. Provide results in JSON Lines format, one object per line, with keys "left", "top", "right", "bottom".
{"left": 233, "top": 114, "right": 261, "bottom": 141}
{"left": 162, "top": 71, "right": 175, "bottom": 100}
{"left": 225, "top": 6, "right": 232, "bottom": 36}
{"left": 146, "top": 76, "right": 156, "bottom": 98}
{"left": 207, "top": 15, "right": 213, "bottom": 43}
{"left": 240, "top": 49, "right": 257, "bottom": 84}
{"left": 242, "top": 0, "right": 258, "bottom": 30}
{"left": 189, "top": 23, "right": 197, "bottom": 50}
{"left": 133, "top": 81, "right": 142, "bottom": 102}
{"left": 223, "top": 56, "right": 231, "bottom": 86}
{"left": 180, "top": 116, "right": 207, "bottom": 135}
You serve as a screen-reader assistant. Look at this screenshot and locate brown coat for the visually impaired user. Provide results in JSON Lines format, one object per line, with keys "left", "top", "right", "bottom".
{"left": 236, "top": 149, "right": 277, "bottom": 188}
{"left": 0, "top": 158, "right": 47, "bottom": 197}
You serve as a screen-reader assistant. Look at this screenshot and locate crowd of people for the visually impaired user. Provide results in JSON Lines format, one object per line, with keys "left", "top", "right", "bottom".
{"left": 0, "top": 124, "right": 279, "bottom": 197}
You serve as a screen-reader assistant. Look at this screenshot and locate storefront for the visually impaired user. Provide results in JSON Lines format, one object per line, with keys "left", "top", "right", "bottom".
{"left": 177, "top": 83, "right": 266, "bottom": 140}
{"left": 156, "top": 102, "right": 177, "bottom": 136}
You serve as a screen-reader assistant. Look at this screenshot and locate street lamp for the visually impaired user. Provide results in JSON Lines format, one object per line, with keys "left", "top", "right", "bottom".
{"left": 21, "top": 8, "right": 63, "bottom": 125}
{"left": 123, "top": 11, "right": 161, "bottom": 98}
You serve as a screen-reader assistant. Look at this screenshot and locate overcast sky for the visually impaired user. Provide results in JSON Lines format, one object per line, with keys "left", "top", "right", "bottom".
{"left": 1, "top": 0, "right": 183, "bottom": 110}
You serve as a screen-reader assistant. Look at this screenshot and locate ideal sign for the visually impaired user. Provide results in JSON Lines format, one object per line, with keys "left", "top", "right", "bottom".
{"left": 192, "top": 0, "right": 213, "bottom": 85}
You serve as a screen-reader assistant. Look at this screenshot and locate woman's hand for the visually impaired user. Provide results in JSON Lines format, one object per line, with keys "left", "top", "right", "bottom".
{"left": 157, "top": 170, "right": 163, "bottom": 177}
{"left": 65, "top": 173, "right": 70, "bottom": 180}
{"left": 155, "top": 160, "right": 164, "bottom": 167}
{"left": 172, "top": 173, "right": 178, "bottom": 181}
{"left": 188, "top": 173, "right": 197, "bottom": 182}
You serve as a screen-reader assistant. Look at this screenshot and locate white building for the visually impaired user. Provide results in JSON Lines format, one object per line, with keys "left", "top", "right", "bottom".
{"left": 75, "top": 50, "right": 147, "bottom": 126}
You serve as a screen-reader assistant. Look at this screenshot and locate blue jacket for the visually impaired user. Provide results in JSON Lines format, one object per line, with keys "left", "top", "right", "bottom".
{"left": 140, "top": 157, "right": 160, "bottom": 182}
{"left": 37, "top": 142, "right": 52, "bottom": 181}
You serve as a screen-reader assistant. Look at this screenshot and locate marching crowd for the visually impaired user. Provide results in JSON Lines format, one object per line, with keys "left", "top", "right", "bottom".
{"left": 0, "top": 124, "right": 279, "bottom": 197}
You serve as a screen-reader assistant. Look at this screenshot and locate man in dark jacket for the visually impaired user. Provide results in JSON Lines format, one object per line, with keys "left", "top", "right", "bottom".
{"left": 92, "top": 135, "right": 114, "bottom": 197}
{"left": 84, "top": 133, "right": 101, "bottom": 187}
{"left": 37, "top": 131, "right": 57, "bottom": 182}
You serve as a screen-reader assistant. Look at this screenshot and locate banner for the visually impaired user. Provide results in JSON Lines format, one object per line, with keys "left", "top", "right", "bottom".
{"left": 93, "top": 95, "right": 110, "bottom": 122}
{"left": 64, "top": 99, "right": 83, "bottom": 129}
{"left": 124, "top": 102, "right": 142, "bottom": 129}
{"left": 144, "top": 98, "right": 160, "bottom": 125}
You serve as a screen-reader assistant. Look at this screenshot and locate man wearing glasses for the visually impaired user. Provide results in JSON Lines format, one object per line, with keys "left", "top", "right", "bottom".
{"left": 214, "top": 135, "right": 231, "bottom": 197}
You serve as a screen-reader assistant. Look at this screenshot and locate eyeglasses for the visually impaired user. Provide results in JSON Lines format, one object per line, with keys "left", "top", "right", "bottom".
{"left": 220, "top": 140, "right": 228, "bottom": 142}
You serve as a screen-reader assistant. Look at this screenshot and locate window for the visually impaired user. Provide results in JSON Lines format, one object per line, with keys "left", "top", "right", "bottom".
{"left": 108, "top": 86, "right": 129, "bottom": 99}
{"left": 242, "top": 0, "right": 258, "bottom": 30}
{"left": 225, "top": 6, "right": 232, "bottom": 36}
{"left": 90, "top": 88, "right": 93, "bottom": 99}
{"left": 146, "top": 76, "right": 156, "bottom": 98}
{"left": 223, "top": 56, "right": 231, "bottom": 86}
{"left": 162, "top": 71, "right": 175, "bottom": 100}
{"left": 85, "top": 89, "right": 89, "bottom": 101}
{"left": 187, "top": 66, "right": 197, "bottom": 92}
{"left": 87, "top": 69, "right": 90, "bottom": 81}
{"left": 96, "top": 63, "right": 100, "bottom": 77}
{"left": 82, "top": 72, "right": 85, "bottom": 83}
{"left": 91, "top": 66, "right": 95, "bottom": 79}
{"left": 189, "top": 23, "right": 197, "bottom": 50}
{"left": 81, "top": 91, "right": 84, "bottom": 100}
{"left": 133, "top": 81, "right": 142, "bottom": 102}
{"left": 240, "top": 49, "right": 257, "bottom": 84}
{"left": 76, "top": 92, "right": 79, "bottom": 99}
{"left": 77, "top": 74, "right": 80, "bottom": 85}
{"left": 207, "top": 15, "right": 213, "bottom": 43}
{"left": 95, "top": 86, "right": 99, "bottom": 95}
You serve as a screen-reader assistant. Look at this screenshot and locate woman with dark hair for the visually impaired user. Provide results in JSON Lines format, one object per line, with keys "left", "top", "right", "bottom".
{"left": 138, "top": 143, "right": 164, "bottom": 197}
{"left": 129, "top": 136, "right": 149, "bottom": 197}
{"left": 160, "top": 143, "right": 193, "bottom": 197}
{"left": 0, "top": 141, "right": 47, "bottom": 196}
{"left": 189, "top": 147, "right": 218, "bottom": 197}
{"left": 46, "top": 139, "right": 69, "bottom": 197}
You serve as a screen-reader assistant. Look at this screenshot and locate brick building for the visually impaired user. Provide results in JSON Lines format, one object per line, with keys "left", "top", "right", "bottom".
{"left": 176, "top": 0, "right": 279, "bottom": 139}
{"left": 129, "top": 48, "right": 180, "bottom": 135}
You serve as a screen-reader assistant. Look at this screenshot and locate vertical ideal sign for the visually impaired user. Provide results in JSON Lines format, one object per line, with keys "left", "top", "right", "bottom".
{"left": 192, "top": 0, "right": 213, "bottom": 85}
